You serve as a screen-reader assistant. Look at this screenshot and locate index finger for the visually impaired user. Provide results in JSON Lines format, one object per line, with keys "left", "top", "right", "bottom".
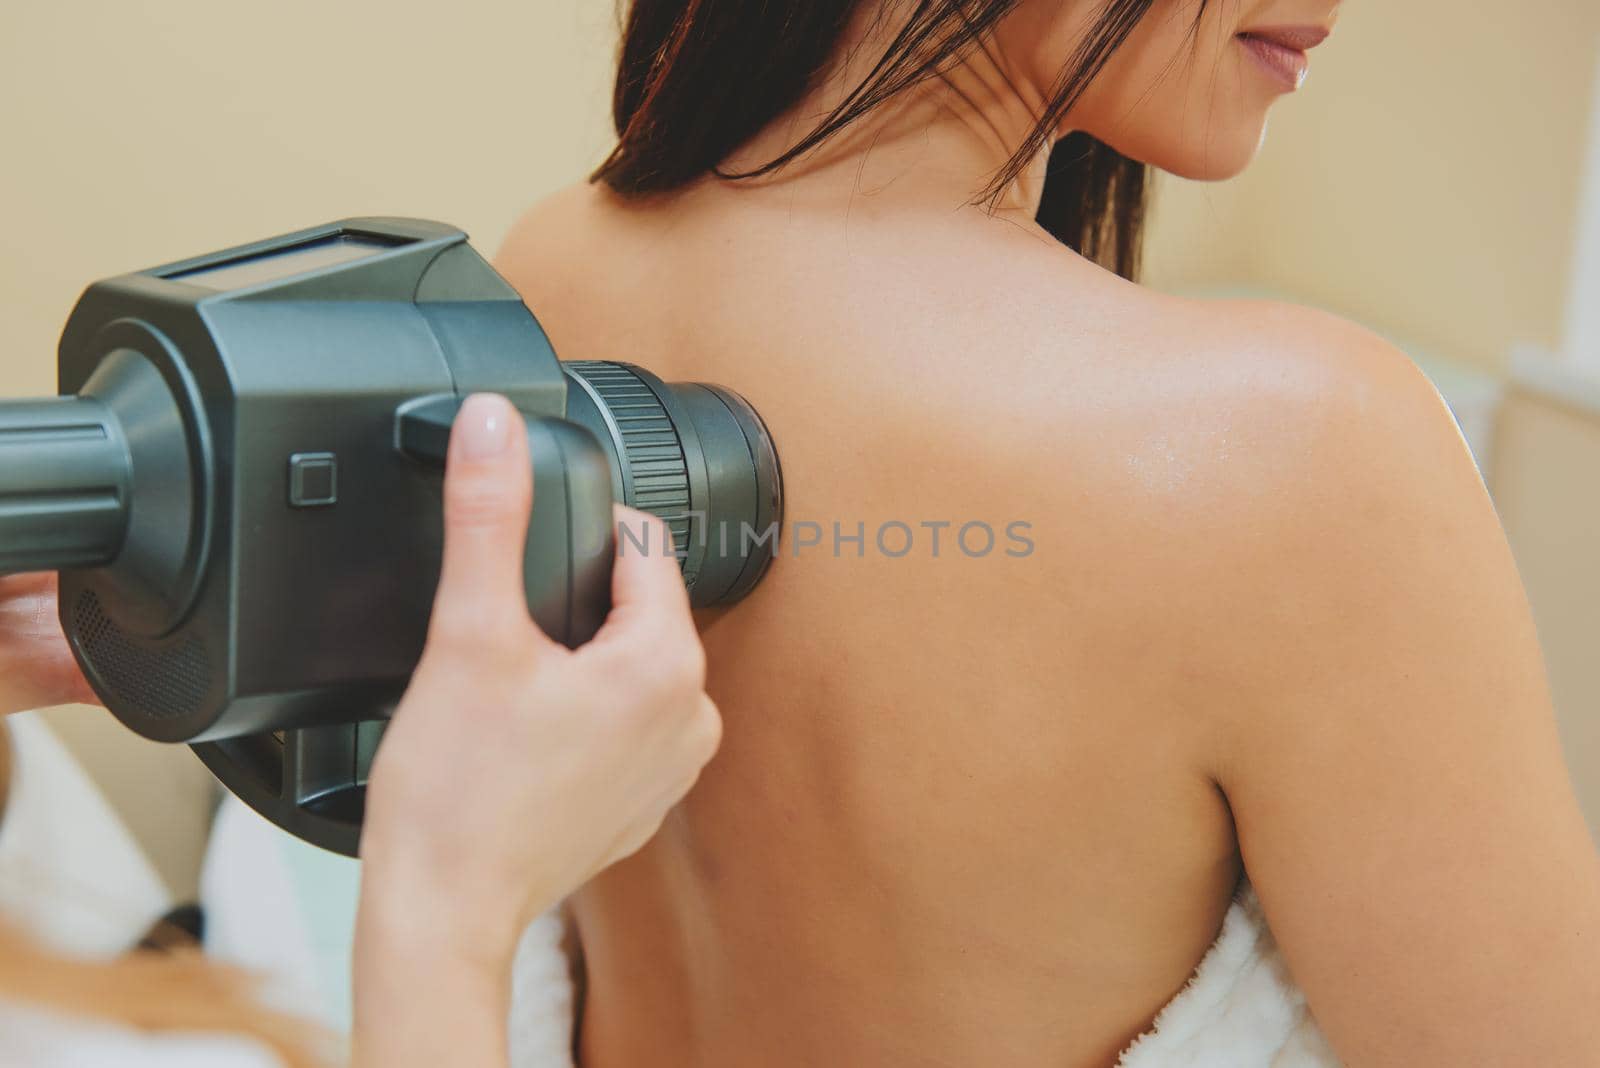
{"left": 587, "top": 505, "right": 695, "bottom": 648}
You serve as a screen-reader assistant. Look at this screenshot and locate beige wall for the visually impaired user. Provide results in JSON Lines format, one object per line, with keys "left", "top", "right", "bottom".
{"left": 1493, "top": 389, "right": 1600, "bottom": 834}
{"left": 6, "top": 2, "right": 1595, "bottom": 389}
{"left": 0, "top": 0, "right": 618, "bottom": 397}
{"left": 1147, "top": 0, "right": 1600, "bottom": 372}
{"left": 0, "top": 1, "right": 619, "bottom": 892}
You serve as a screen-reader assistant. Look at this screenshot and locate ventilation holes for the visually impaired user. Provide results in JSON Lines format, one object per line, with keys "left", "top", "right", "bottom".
{"left": 74, "top": 590, "right": 210, "bottom": 720}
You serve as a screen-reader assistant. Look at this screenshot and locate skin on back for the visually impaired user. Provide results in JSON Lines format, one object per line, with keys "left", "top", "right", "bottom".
{"left": 498, "top": 173, "right": 1600, "bottom": 1067}
{"left": 499, "top": 183, "right": 1244, "bottom": 1066}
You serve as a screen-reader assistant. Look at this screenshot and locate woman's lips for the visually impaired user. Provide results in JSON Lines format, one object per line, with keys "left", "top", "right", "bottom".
{"left": 1237, "top": 26, "right": 1330, "bottom": 91}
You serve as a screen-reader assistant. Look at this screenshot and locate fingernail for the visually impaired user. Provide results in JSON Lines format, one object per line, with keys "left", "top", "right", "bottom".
{"left": 458, "top": 394, "right": 511, "bottom": 459}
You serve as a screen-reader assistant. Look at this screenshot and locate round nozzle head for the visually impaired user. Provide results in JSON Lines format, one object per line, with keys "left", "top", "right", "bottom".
{"left": 562, "top": 361, "right": 783, "bottom": 608}
{"left": 1, "top": 343, "right": 207, "bottom": 653}
{"left": 0, "top": 396, "right": 130, "bottom": 573}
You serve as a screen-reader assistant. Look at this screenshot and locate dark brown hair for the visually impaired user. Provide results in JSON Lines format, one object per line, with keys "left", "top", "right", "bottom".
{"left": 592, "top": 0, "right": 1170, "bottom": 279}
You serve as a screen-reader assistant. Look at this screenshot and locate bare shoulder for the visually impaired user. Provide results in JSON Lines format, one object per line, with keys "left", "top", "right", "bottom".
{"left": 493, "top": 182, "right": 614, "bottom": 299}
{"left": 1126, "top": 307, "right": 1599, "bottom": 1064}
{"left": 1032, "top": 287, "right": 1600, "bottom": 1065}
{"left": 1004, "top": 275, "right": 1507, "bottom": 717}
{"left": 1112, "top": 294, "right": 1501, "bottom": 648}
{"left": 1006, "top": 273, "right": 1486, "bottom": 574}
{"left": 501, "top": 188, "right": 1481, "bottom": 561}
{"left": 1157, "top": 295, "right": 1477, "bottom": 520}
{"left": 499, "top": 181, "right": 622, "bottom": 248}
{"left": 499, "top": 188, "right": 1494, "bottom": 659}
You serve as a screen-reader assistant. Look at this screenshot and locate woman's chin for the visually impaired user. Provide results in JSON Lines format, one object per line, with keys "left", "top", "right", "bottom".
{"left": 1119, "top": 122, "right": 1271, "bottom": 183}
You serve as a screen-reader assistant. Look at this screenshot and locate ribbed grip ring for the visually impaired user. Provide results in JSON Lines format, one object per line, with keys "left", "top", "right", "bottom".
{"left": 564, "top": 362, "right": 693, "bottom": 556}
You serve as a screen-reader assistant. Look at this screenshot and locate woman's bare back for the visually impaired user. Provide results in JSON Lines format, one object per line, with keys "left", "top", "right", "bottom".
{"left": 496, "top": 181, "right": 1278, "bottom": 1065}
{"left": 496, "top": 179, "right": 1600, "bottom": 1066}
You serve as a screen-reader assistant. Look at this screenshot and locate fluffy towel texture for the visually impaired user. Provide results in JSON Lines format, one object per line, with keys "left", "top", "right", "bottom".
{"left": 1116, "top": 881, "right": 1341, "bottom": 1067}
{"left": 509, "top": 880, "right": 1340, "bottom": 1068}
{"left": 510, "top": 909, "right": 577, "bottom": 1068}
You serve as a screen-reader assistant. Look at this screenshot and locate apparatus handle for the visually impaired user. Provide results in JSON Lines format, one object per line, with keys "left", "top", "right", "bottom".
{"left": 0, "top": 396, "right": 131, "bottom": 574}
{"left": 395, "top": 395, "right": 616, "bottom": 647}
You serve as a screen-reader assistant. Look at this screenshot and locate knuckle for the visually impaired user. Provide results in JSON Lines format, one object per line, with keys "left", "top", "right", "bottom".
{"left": 651, "top": 631, "right": 705, "bottom": 695}
{"left": 422, "top": 609, "right": 475, "bottom": 654}
{"left": 432, "top": 588, "right": 518, "bottom": 645}
{"left": 691, "top": 698, "right": 723, "bottom": 762}
{"left": 424, "top": 610, "right": 527, "bottom": 668}
{"left": 620, "top": 812, "right": 668, "bottom": 861}
{"left": 671, "top": 631, "right": 707, "bottom": 686}
{"left": 616, "top": 626, "right": 701, "bottom": 691}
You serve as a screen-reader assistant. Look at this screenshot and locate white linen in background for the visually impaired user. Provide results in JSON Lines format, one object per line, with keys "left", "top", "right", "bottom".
{"left": 0, "top": 713, "right": 171, "bottom": 956}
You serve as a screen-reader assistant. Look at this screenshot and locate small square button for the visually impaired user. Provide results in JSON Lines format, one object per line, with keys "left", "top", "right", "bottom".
{"left": 289, "top": 452, "right": 338, "bottom": 507}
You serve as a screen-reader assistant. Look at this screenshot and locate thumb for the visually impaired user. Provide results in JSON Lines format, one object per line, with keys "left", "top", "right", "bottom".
{"left": 428, "top": 393, "right": 544, "bottom": 645}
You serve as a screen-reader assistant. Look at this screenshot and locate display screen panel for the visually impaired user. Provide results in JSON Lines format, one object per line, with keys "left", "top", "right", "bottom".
{"left": 167, "top": 233, "right": 403, "bottom": 292}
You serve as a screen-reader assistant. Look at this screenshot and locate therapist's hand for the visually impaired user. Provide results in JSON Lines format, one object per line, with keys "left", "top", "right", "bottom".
{"left": 353, "top": 393, "right": 721, "bottom": 1068}
{"left": 0, "top": 573, "right": 97, "bottom": 715}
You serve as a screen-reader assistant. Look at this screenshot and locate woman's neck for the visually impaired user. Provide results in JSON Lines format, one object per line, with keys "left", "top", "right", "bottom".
{"left": 719, "top": 9, "right": 1054, "bottom": 220}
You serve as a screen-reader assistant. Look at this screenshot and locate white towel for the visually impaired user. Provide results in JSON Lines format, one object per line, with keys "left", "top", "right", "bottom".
{"left": 509, "top": 909, "right": 578, "bottom": 1067}
{"left": 509, "top": 879, "right": 1339, "bottom": 1068}
{"left": 1116, "top": 881, "right": 1341, "bottom": 1067}
{"left": 0, "top": 713, "right": 172, "bottom": 956}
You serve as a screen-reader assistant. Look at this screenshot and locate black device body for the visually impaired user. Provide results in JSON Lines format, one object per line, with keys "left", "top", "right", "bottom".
{"left": 0, "top": 218, "right": 782, "bottom": 855}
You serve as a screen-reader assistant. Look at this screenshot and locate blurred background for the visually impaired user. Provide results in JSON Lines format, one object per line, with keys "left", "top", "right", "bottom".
{"left": 1, "top": 0, "right": 1598, "bottom": 961}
